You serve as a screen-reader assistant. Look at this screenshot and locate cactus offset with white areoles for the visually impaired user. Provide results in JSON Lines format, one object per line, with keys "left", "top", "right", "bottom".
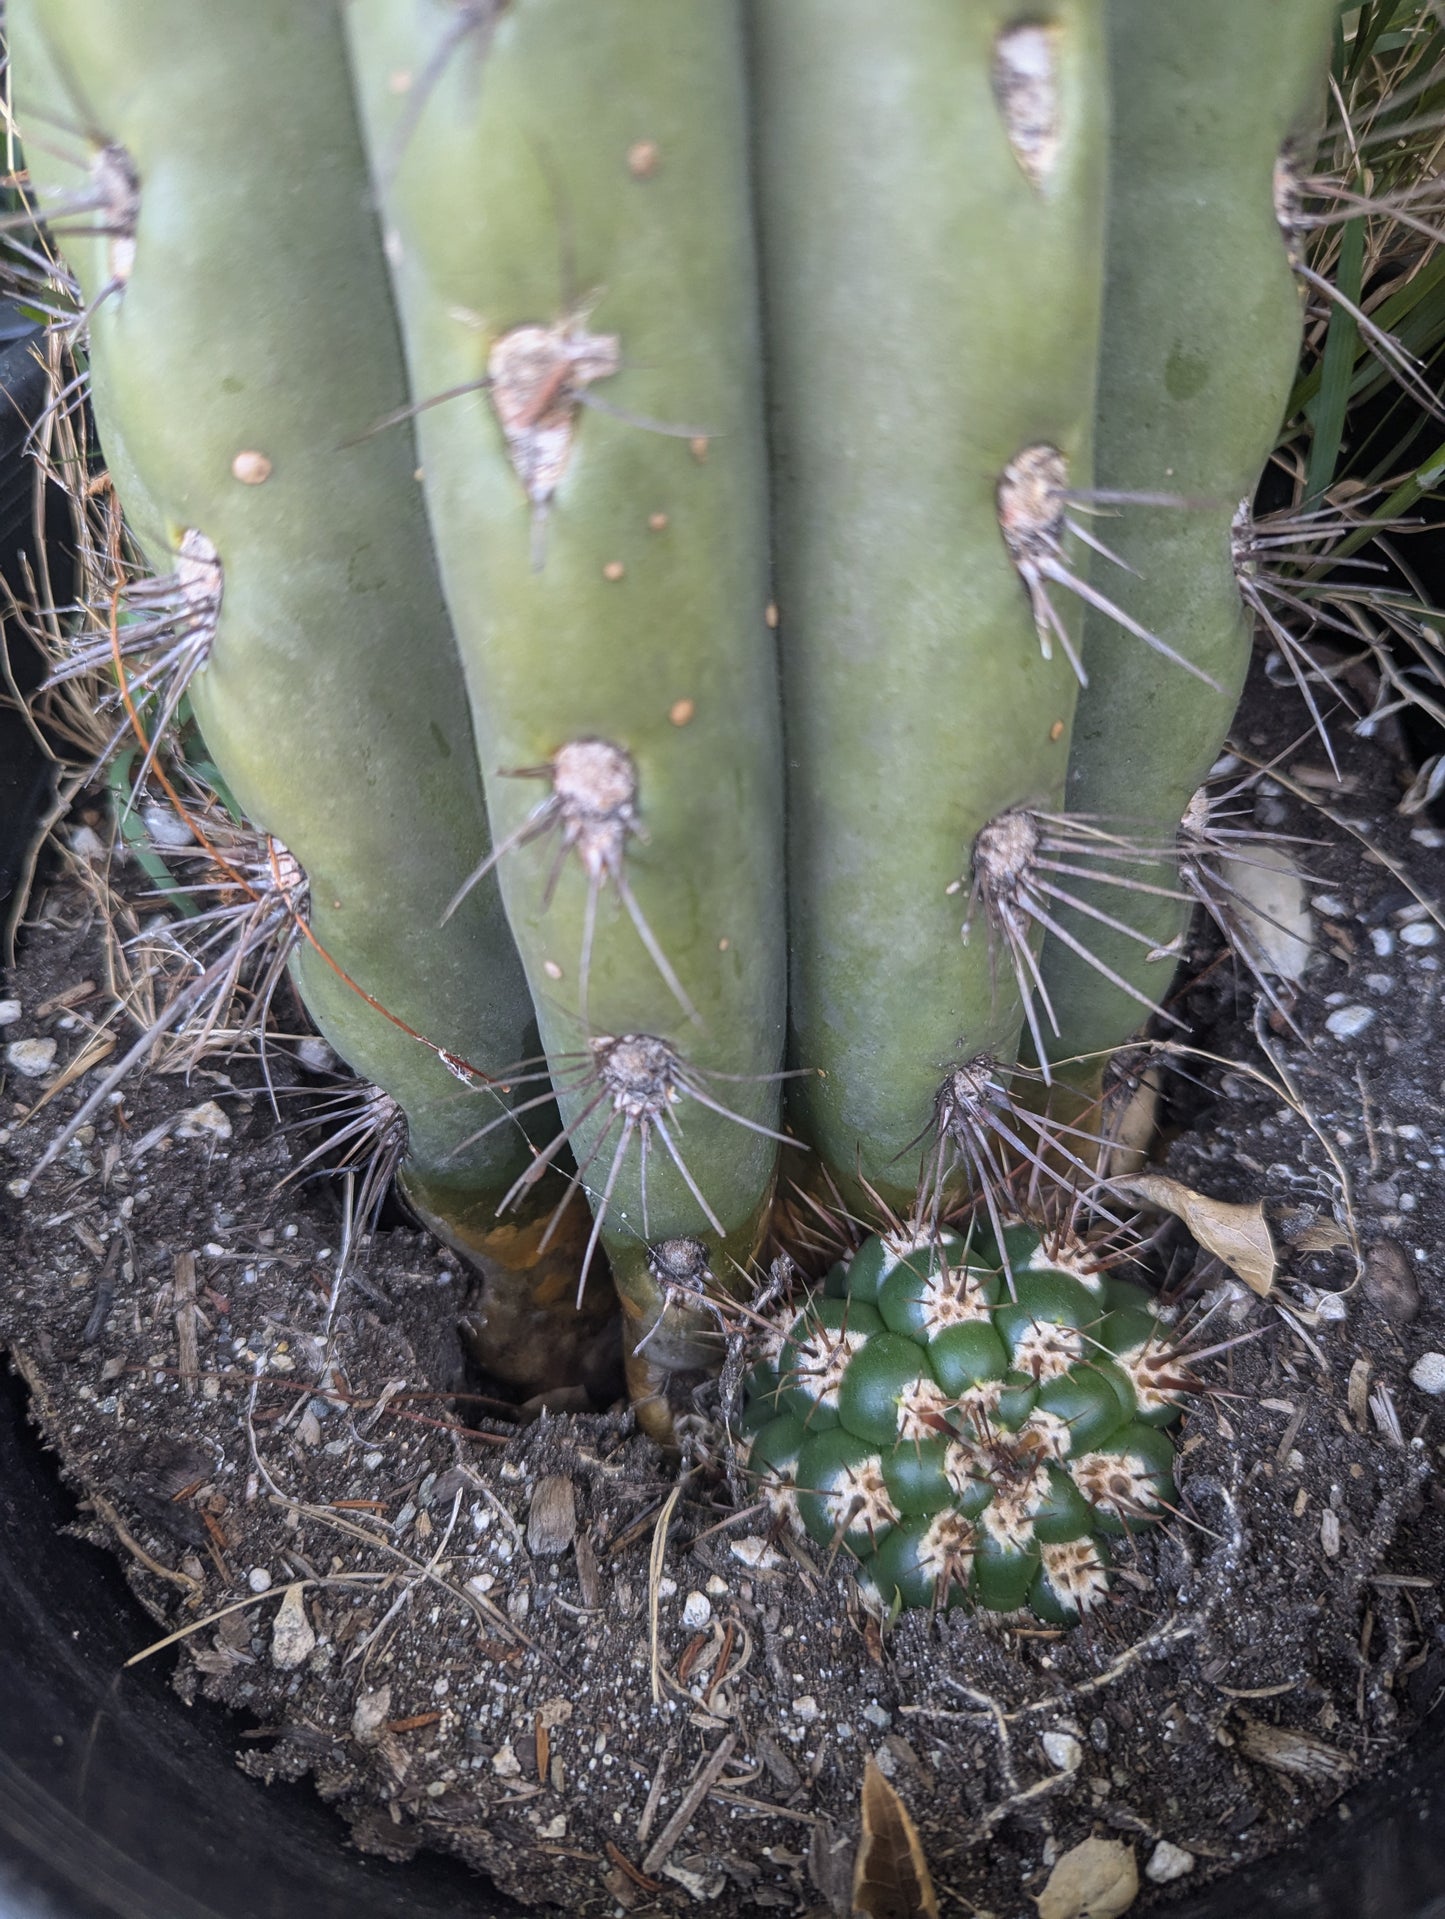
{"left": 742, "top": 1228, "right": 1191, "bottom": 1621}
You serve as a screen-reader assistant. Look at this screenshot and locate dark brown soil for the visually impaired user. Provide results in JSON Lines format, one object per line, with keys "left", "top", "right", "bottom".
{"left": 4, "top": 667, "right": 1445, "bottom": 1918}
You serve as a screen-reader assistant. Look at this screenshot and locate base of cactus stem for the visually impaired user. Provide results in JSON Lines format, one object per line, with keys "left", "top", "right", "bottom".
{"left": 399, "top": 1166, "right": 621, "bottom": 1400}
{"left": 623, "top": 1344, "right": 704, "bottom": 1447}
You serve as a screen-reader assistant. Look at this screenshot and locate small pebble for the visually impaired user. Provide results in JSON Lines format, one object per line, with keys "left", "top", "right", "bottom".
{"left": 351, "top": 1686, "right": 391, "bottom": 1745}
{"left": 863, "top": 1702, "right": 891, "bottom": 1730}
{"left": 5, "top": 1038, "right": 56, "bottom": 1078}
{"left": 1401, "top": 921, "right": 1439, "bottom": 948}
{"left": 791, "top": 1695, "right": 820, "bottom": 1725}
{"left": 247, "top": 1567, "right": 273, "bottom": 1593}
{"left": 293, "top": 1035, "right": 336, "bottom": 1072}
{"left": 1324, "top": 1005, "right": 1374, "bottom": 1040}
{"left": 1409, "top": 1352, "right": 1445, "bottom": 1397}
{"left": 176, "top": 1101, "right": 232, "bottom": 1141}
{"left": 270, "top": 1585, "right": 316, "bottom": 1669}
{"left": 1364, "top": 973, "right": 1393, "bottom": 995}
{"left": 1146, "top": 1841, "right": 1196, "bottom": 1885}
{"left": 704, "top": 1574, "right": 728, "bottom": 1598}
{"left": 69, "top": 824, "right": 106, "bottom": 861}
{"left": 1311, "top": 894, "right": 1348, "bottom": 917}
{"left": 730, "top": 1536, "right": 783, "bottom": 1571}
{"left": 491, "top": 1743, "right": 523, "bottom": 1779}
{"left": 0, "top": 1000, "right": 21, "bottom": 1025}
{"left": 681, "top": 1590, "right": 712, "bottom": 1631}
{"left": 1042, "top": 1730, "right": 1082, "bottom": 1772}
{"left": 140, "top": 803, "right": 195, "bottom": 851}
{"left": 1369, "top": 927, "right": 1395, "bottom": 958}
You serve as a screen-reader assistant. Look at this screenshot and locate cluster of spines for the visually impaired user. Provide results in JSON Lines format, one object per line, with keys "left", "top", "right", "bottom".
{"left": 741, "top": 1228, "right": 1189, "bottom": 1624}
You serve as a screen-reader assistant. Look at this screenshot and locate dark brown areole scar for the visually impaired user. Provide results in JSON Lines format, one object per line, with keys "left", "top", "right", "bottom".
{"left": 997, "top": 442, "right": 1222, "bottom": 688}
{"left": 991, "top": 21, "right": 1062, "bottom": 191}
{"left": 443, "top": 737, "right": 697, "bottom": 1023}
{"left": 487, "top": 315, "right": 621, "bottom": 506}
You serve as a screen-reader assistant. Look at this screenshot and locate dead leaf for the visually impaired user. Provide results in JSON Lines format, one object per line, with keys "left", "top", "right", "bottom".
{"left": 852, "top": 1755, "right": 939, "bottom": 1919}
{"left": 1121, "top": 1174, "right": 1276, "bottom": 1296}
{"left": 1036, "top": 1837, "right": 1139, "bottom": 1919}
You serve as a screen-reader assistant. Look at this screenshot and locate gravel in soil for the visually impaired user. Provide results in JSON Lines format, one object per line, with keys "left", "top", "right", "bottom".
{"left": 3, "top": 674, "right": 1445, "bottom": 1917}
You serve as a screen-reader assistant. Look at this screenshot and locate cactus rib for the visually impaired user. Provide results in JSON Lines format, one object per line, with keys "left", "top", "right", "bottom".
{"left": 346, "top": 0, "right": 786, "bottom": 1433}
{"left": 753, "top": 0, "right": 1108, "bottom": 1213}
{"left": 1034, "top": 0, "right": 1340, "bottom": 1076}
{"left": 17, "top": 0, "right": 616, "bottom": 1393}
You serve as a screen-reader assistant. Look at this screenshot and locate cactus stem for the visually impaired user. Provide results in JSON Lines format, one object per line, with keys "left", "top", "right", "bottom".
{"left": 443, "top": 736, "right": 698, "bottom": 1025}
{"left": 376, "top": 0, "right": 509, "bottom": 192}
{"left": 491, "top": 1032, "right": 796, "bottom": 1305}
{"left": 998, "top": 444, "right": 1222, "bottom": 689}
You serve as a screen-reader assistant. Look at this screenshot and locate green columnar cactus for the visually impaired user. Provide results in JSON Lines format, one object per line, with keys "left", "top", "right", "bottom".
{"left": 8, "top": 0, "right": 617, "bottom": 1393}
{"left": 8, "top": 2, "right": 1340, "bottom": 1445}
{"left": 1031, "top": 0, "right": 1340, "bottom": 1088}
{"left": 755, "top": 0, "right": 1105, "bottom": 1213}
{"left": 342, "top": 0, "right": 787, "bottom": 1431}
{"left": 742, "top": 1230, "right": 1190, "bottom": 1619}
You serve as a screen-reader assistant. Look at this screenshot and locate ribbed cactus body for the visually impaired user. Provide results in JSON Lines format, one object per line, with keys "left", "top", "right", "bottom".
{"left": 344, "top": 1, "right": 786, "bottom": 1428}
{"left": 743, "top": 1230, "right": 1188, "bottom": 1620}
{"left": 754, "top": 0, "right": 1108, "bottom": 1211}
{"left": 15, "top": 0, "right": 616, "bottom": 1389}
{"left": 1034, "top": 0, "right": 1340, "bottom": 1076}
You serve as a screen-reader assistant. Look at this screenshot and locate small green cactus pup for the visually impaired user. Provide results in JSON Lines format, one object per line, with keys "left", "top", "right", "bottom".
{"left": 742, "top": 1228, "right": 1191, "bottom": 1624}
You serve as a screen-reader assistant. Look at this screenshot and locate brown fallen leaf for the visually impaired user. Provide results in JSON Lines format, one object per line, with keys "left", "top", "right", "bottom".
{"left": 1036, "top": 1837, "right": 1139, "bottom": 1919}
{"left": 1120, "top": 1174, "right": 1276, "bottom": 1296}
{"left": 852, "top": 1755, "right": 939, "bottom": 1919}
